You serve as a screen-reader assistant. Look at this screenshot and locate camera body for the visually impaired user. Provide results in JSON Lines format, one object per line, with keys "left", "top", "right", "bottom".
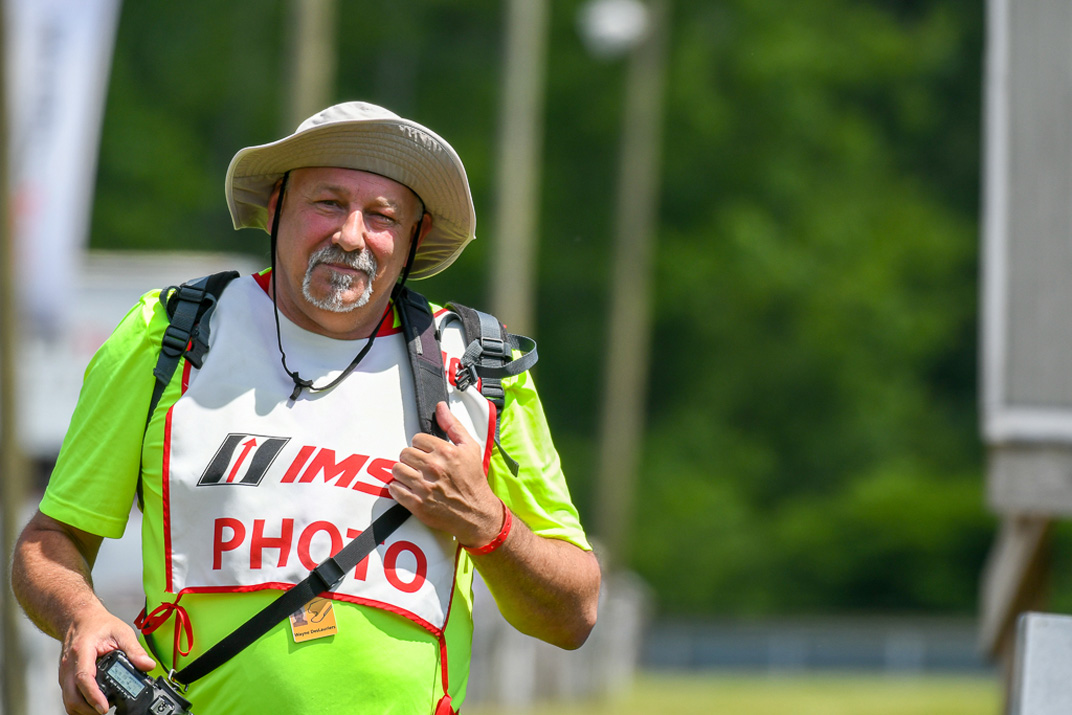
{"left": 95, "top": 650, "right": 193, "bottom": 715}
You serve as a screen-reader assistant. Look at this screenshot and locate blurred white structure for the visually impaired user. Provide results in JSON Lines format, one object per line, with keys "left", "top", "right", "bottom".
{"left": 577, "top": 0, "right": 651, "bottom": 59}
{"left": 21, "top": 251, "right": 261, "bottom": 457}
{"left": 4, "top": 0, "right": 122, "bottom": 337}
{"left": 980, "top": 0, "right": 1072, "bottom": 695}
{"left": 1009, "top": 613, "right": 1072, "bottom": 714}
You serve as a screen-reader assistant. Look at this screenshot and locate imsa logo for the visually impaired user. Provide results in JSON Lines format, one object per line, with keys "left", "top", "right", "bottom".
{"left": 198, "top": 433, "right": 290, "bottom": 486}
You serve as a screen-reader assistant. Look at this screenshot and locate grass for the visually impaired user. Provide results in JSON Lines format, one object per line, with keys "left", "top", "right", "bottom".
{"left": 462, "top": 671, "right": 1002, "bottom": 715}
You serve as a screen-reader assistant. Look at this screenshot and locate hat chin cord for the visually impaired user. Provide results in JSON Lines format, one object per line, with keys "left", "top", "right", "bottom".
{"left": 268, "top": 171, "right": 423, "bottom": 401}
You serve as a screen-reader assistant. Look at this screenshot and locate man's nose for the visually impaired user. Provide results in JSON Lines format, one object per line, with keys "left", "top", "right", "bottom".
{"left": 333, "top": 209, "right": 366, "bottom": 252}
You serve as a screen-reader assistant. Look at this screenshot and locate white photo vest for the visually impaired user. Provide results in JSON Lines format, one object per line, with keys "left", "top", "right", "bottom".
{"left": 161, "top": 277, "right": 493, "bottom": 634}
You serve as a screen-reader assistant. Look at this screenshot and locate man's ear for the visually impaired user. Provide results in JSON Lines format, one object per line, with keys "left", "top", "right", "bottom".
{"left": 265, "top": 178, "right": 285, "bottom": 233}
{"left": 415, "top": 212, "right": 434, "bottom": 249}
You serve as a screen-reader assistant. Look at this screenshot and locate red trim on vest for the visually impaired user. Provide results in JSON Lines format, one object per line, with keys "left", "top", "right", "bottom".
{"left": 161, "top": 360, "right": 194, "bottom": 593}
{"left": 481, "top": 400, "right": 497, "bottom": 475}
{"left": 434, "top": 546, "right": 462, "bottom": 713}
{"left": 253, "top": 270, "right": 271, "bottom": 294}
{"left": 173, "top": 582, "right": 446, "bottom": 638}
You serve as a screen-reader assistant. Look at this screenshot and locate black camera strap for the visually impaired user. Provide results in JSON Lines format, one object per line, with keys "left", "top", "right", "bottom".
{"left": 171, "top": 502, "right": 410, "bottom": 686}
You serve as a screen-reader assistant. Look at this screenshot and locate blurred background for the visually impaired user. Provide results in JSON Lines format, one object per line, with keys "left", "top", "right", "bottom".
{"left": 0, "top": 0, "right": 1053, "bottom": 712}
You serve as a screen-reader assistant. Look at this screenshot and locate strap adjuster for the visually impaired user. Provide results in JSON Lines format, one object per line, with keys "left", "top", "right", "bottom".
{"left": 310, "top": 557, "right": 345, "bottom": 593}
{"left": 455, "top": 362, "right": 477, "bottom": 391}
{"left": 174, "top": 283, "right": 208, "bottom": 305}
{"left": 479, "top": 335, "right": 508, "bottom": 360}
{"left": 159, "top": 325, "right": 189, "bottom": 357}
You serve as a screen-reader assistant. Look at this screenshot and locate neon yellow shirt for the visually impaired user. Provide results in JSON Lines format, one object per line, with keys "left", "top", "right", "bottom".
{"left": 40, "top": 275, "right": 589, "bottom": 715}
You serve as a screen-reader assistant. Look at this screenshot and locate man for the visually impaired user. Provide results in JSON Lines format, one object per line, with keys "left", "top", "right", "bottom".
{"left": 12, "top": 102, "right": 600, "bottom": 715}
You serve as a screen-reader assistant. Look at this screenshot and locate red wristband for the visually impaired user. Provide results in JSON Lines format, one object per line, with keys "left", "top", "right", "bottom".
{"left": 464, "top": 500, "right": 512, "bottom": 556}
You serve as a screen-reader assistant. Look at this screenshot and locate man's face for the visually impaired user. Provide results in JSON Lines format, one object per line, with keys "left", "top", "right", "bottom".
{"left": 268, "top": 167, "right": 426, "bottom": 338}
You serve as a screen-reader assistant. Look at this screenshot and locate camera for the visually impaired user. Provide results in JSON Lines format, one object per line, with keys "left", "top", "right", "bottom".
{"left": 95, "top": 650, "right": 193, "bottom": 715}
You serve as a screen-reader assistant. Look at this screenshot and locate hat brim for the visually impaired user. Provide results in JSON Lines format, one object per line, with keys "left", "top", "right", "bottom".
{"left": 226, "top": 118, "right": 475, "bottom": 280}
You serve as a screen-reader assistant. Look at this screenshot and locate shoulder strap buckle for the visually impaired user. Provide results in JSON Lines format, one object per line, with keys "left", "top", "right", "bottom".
{"left": 158, "top": 324, "right": 190, "bottom": 359}
{"left": 310, "top": 557, "right": 346, "bottom": 593}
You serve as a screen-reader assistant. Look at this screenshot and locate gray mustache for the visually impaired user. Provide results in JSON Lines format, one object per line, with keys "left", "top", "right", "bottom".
{"left": 308, "top": 245, "right": 378, "bottom": 274}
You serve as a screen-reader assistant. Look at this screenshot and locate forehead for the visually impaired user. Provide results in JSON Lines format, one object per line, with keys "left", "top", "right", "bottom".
{"left": 290, "top": 167, "right": 420, "bottom": 206}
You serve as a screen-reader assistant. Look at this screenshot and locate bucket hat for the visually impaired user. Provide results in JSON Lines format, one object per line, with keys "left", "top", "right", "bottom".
{"left": 226, "top": 101, "right": 475, "bottom": 280}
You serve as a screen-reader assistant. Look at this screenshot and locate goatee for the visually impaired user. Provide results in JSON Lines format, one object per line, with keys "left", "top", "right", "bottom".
{"left": 302, "top": 244, "right": 378, "bottom": 312}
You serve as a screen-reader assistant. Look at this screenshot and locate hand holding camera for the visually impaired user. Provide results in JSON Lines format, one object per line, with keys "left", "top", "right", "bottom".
{"left": 95, "top": 650, "right": 193, "bottom": 715}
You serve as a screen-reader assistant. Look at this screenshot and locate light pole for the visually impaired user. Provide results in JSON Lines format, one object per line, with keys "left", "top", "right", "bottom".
{"left": 580, "top": 0, "right": 670, "bottom": 570}
{"left": 489, "top": 0, "right": 550, "bottom": 336}
{"left": 286, "top": 0, "right": 337, "bottom": 129}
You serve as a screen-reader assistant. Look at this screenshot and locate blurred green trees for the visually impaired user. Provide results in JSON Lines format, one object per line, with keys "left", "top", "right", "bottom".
{"left": 89, "top": 0, "right": 988, "bottom": 616}
{"left": 629, "top": 0, "right": 989, "bottom": 614}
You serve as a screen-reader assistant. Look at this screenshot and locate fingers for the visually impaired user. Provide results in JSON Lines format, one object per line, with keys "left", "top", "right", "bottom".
{"left": 435, "top": 401, "right": 474, "bottom": 447}
{"left": 72, "top": 666, "right": 109, "bottom": 715}
{"left": 409, "top": 403, "right": 481, "bottom": 462}
{"left": 386, "top": 478, "right": 417, "bottom": 512}
{"left": 62, "top": 640, "right": 108, "bottom": 715}
{"left": 61, "top": 612, "right": 155, "bottom": 715}
{"left": 391, "top": 402, "right": 498, "bottom": 539}
{"left": 409, "top": 402, "right": 475, "bottom": 452}
{"left": 117, "top": 631, "right": 157, "bottom": 673}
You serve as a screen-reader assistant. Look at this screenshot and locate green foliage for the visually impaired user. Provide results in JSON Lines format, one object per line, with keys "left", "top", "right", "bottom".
{"left": 93, "top": 0, "right": 286, "bottom": 256}
{"left": 89, "top": 0, "right": 987, "bottom": 616}
{"left": 624, "top": 0, "right": 986, "bottom": 615}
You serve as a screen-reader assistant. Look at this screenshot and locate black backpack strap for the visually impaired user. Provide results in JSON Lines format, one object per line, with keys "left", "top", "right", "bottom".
{"left": 446, "top": 302, "right": 538, "bottom": 475}
{"left": 138, "top": 271, "right": 239, "bottom": 512}
{"left": 397, "top": 287, "right": 450, "bottom": 440}
{"left": 147, "top": 271, "right": 240, "bottom": 425}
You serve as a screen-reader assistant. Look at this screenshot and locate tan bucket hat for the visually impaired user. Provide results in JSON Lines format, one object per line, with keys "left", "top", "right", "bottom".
{"left": 225, "top": 101, "right": 476, "bottom": 280}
